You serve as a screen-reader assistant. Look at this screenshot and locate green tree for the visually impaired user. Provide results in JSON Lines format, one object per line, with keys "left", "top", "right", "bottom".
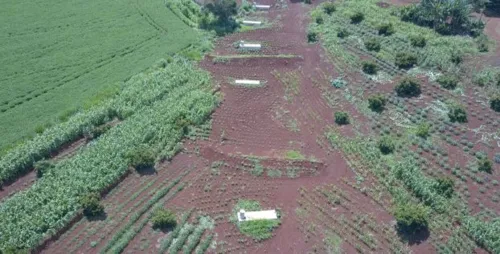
{"left": 202, "top": 0, "right": 238, "bottom": 35}
{"left": 478, "top": 157, "right": 493, "bottom": 173}
{"left": 416, "top": 122, "right": 430, "bottom": 138}
{"left": 335, "top": 112, "right": 349, "bottom": 125}
{"left": 34, "top": 160, "right": 54, "bottom": 178}
{"left": 362, "top": 61, "right": 378, "bottom": 75}
{"left": 433, "top": 177, "right": 454, "bottom": 198}
{"left": 448, "top": 103, "right": 467, "bottom": 123}
{"left": 364, "top": 38, "right": 381, "bottom": 51}
{"left": 394, "top": 202, "right": 429, "bottom": 234}
{"left": 395, "top": 52, "right": 418, "bottom": 69}
{"left": 125, "top": 147, "right": 155, "bottom": 170}
{"left": 378, "top": 136, "right": 395, "bottom": 154}
{"left": 490, "top": 95, "right": 500, "bottom": 112}
{"left": 395, "top": 77, "right": 421, "bottom": 97}
{"left": 80, "top": 193, "right": 104, "bottom": 217}
{"left": 368, "top": 94, "right": 387, "bottom": 112}
{"left": 437, "top": 75, "right": 459, "bottom": 90}
{"left": 151, "top": 208, "right": 177, "bottom": 229}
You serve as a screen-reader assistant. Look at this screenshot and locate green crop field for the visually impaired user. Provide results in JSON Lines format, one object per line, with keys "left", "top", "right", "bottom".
{"left": 0, "top": 0, "right": 199, "bottom": 151}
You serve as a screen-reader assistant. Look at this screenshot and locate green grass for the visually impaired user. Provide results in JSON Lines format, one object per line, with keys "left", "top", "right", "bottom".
{"left": 231, "top": 200, "right": 280, "bottom": 241}
{"left": 0, "top": 0, "right": 199, "bottom": 151}
{"left": 285, "top": 150, "right": 306, "bottom": 160}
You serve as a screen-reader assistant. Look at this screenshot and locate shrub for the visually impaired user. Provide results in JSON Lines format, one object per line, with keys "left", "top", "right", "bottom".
{"left": 437, "top": 75, "right": 459, "bottom": 90}
{"left": 378, "top": 136, "right": 395, "bottom": 154}
{"left": 364, "top": 38, "right": 381, "bottom": 52}
{"left": 34, "top": 160, "right": 53, "bottom": 178}
{"left": 395, "top": 52, "right": 418, "bottom": 69}
{"left": 416, "top": 123, "right": 430, "bottom": 138}
{"left": 334, "top": 112, "right": 349, "bottom": 125}
{"left": 125, "top": 147, "right": 155, "bottom": 170}
{"left": 151, "top": 208, "right": 177, "bottom": 229}
{"left": 448, "top": 104, "right": 467, "bottom": 123}
{"left": 477, "top": 34, "right": 489, "bottom": 52}
{"left": 490, "top": 95, "right": 500, "bottom": 112}
{"left": 410, "top": 35, "right": 426, "bottom": 47}
{"left": 350, "top": 12, "right": 364, "bottom": 23}
{"left": 368, "top": 94, "right": 387, "bottom": 112}
{"left": 478, "top": 157, "right": 493, "bottom": 173}
{"left": 362, "top": 60, "right": 378, "bottom": 75}
{"left": 394, "top": 202, "right": 429, "bottom": 234}
{"left": 331, "top": 77, "right": 347, "bottom": 88}
{"left": 304, "top": 0, "right": 312, "bottom": 4}
{"left": 80, "top": 193, "right": 104, "bottom": 217}
{"left": 323, "top": 2, "right": 336, "bottom": 15}
{"left": 378, "top": 23, "right": 395, "bottom": 36}
{"left": 433, "top": 177, "right": 454, "bottom": 198}
{"left": 315, "top": 15, "right": 324, "bottom": 24}
{"left": 395, "top": 77, "right": 421, "bottom": 97}
{"left": 337, "top": 29, "right": 350, "bottom": 38}
{"left": 450, "top": 52, "right": 463, "bottom": 65}
{"left": 307, "top": 31, "right": 318, "bottom": 43}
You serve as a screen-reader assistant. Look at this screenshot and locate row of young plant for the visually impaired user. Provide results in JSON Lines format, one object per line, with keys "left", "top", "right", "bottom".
{"left": 0, "top": 58, "right": 219, "bottom": 252}
{"left": 0, "top": 57, "right": 212, "bottom": 187}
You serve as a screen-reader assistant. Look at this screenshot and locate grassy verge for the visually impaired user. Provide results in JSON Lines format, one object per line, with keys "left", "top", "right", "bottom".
{"left": 231, "top": 200, "right": 281, "bottom": 241}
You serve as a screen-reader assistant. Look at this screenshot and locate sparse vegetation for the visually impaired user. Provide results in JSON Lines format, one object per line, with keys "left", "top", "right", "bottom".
{"left": 334, "top": 111, "right": 349, "bottom": 125}
{"left": 395, "top": 76, "right": 421, "bottom": 97}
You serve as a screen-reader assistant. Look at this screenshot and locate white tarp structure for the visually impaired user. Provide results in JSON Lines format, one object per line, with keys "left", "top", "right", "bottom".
{"left": 242, "top": 20, "right": 262, "bottom": 26}
{"left": 234, "top": 79, "right": 261, "bottom": 86}
{"left": 238, "top": 209, "right": 278, "bottom": 222}
{"left": 238, "top": 40, "right": 262, "bottom": 50}
{"left": 254, "top": 4, "right": 271, "bottom": 10}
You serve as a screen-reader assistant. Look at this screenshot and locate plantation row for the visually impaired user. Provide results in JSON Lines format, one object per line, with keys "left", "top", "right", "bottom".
{"left": 0, "top": 58, "right": 218, "bottom": 251}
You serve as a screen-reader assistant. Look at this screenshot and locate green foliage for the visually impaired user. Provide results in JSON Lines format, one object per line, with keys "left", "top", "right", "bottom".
{"left": 490, "top": 95, "right": 500, "bottom": 112}
{"left": 394, "top": 202, "right": 429, "bottom": 233}
{"left": 364, "top": 38, "right": 381, "bottom": 51}
{"left": 0, "top": 0, "right": 199, "bottom": 151}
{"left": 125, "top": 147, "right": 155, "bottom": 170}
{"left": 410, "top": 35, "right": 426, "bottom": 47}
{"left": 433, "top": 177, "right": 454, "bottom": 198}
{"left": 362, "top": 60, "right": 378, "bottom": 74}
{"left": 201, "top": 0, "right": 239, "bottom": 35}
{"left": 477, "top": 34, "right": 489, "bottom": 52}
{"left": 34, "top": 160, "right": 54, "bottom": 178}
{"left": 334, "top": 111, "right": 349, "bottom": 125}
{"left": 323, "top": 2, "right": 336, "bottom": 15}
{"left": 151, "top": 208, "right": 177, "bottom": 229}
{"left": 368, "top": 94, "right": 387, "bottom": 112}
{"left": 477, "top": 157, "right": 493, "bottom": 173}
{"left": 331, "top": 77, "right": 348, "bottom": 88}
{"left": 0, "top": 58, "right": 218, "bottom": 250}
{"left": 463, "top": 216, "right": 500, "bottom": 253}
{"left": 307, "top": 31, "right": 318, "bottom": 43}
{"left": 285, "top": 150, "right": 306, "bottom": 160}
{"left": 315, "top": 15, "right": 324, "bottom": 24}
{"left": 232, "top": 199, "right": 280, "bottom": 241}
{"left": 80, "top": 193, "right": 104, "bottom": 217}
{"left": 195, "top": 234, "right": 214, "bottom": 254}
{"left": 395, "top": 52, "right": 418, "bottom": 69}
{"left": 337, "top": 29, "right": 350, "bottom": 38}
{"left": 350, "top": 12, "right": 364, "bottom": 23}
{"left": 395, "top": 76, "right": 421, "bottom": 97}
{"left": 378, "top": 136, "right": 395, "bottom": 154}
{"left": 448, "top": 103, "right": 467, "bottom": 123}
{"left": 416, "top": 122, "right": 430, "bottom": 138}
{"left": 378, "top": 23, "right": 395, "bottom": 36}
{"left": 158, "top": 209, "right": 193, "bottom": 253}
{"left": 436, "top": 75, "right": 459, "bottom": 90}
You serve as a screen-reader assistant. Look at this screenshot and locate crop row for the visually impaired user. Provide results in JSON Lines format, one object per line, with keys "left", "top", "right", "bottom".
{"left": 0, "top": 57, "right": 218, "bottom": 251}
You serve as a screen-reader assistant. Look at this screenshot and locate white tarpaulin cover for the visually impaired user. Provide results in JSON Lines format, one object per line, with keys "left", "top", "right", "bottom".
{"left": 238, "top": 209, "right": 278, "bottom": 222}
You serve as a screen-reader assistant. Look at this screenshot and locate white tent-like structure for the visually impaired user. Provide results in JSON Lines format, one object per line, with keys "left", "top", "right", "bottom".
{"left": 254, "top": 3, "right": 271, "bottom": 10}
{"left": 238, "top": 40, "right": 262, "bottom": 50}
{"left": 242, "top": 20, "right": 262, "bottom": 26}
{"left": 237, "top": 209, "right": 278, "bottom": 222}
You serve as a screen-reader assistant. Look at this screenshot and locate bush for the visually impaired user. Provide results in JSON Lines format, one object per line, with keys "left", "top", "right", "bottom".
{"left": 368, "top": 94, "right": 387, "bottom": 112}
{"left": 334, "top": 112, "right": 349, "bottom": 125}
{"left": 337, "top": 29, "right": 350, "bottom": 38}
{"left": 362, "top": 60, "right": 378, "bottom": 75}
{"left": 410, "top": 35, "right": 426, "bottom": 47}
{"left": 378, "top": 136, "right": 395, "bottom": 154}
{"left": 125, "top": 147, "right": 155, "bottom": 170}
{"left": 315, "top": 15, "right": 324, "bottom": 24}
{"left": 394, "top": 202, "right": 429, "bottom": 234}
{"left": 416, "top": 123, "right": 430, "bottom": 138}
{"left": 151, "top": 208, "right": 177, "bottom": 229}
{"left": 350, "top": 12, "right": 364, "bottom": 23}
{"left": 80, "top": 193, "right": 104, "bottom": 217}
{"left": 395, "top": 52, "right": 418, "bottom": 69}
{"left": 478, "top": 157, "right": 493, "bottom": 173}
{"left": 323, "top": 2, "right": 336, "bottom": 15}
{"left": 395, "top": 77, "right": 421, "bottom": 97}
{"left": 437, "top": 75, "right": 459, "bottom": 90}
{"left": 304, "top": 0, "right": 312, "bottom": 4}
{"left": 477, "top": 34, "right": 489, "bottom": 52}
{"left": 450, "top": 52, "right": 463, "bottom": 65}
{"left": 448, "top": 104, "right": 467, "bottom": 123}
{"left": 34, "top": 160, "right": 53, "bottom": 178}
{"left": 378, "top": 23, "right": 395, "bottom": 36}
{"left": 364, "top": 38, "right": 381, "bottom": 52}
{"left": 433, "top": 177, "right": 454, "bottom": 198}
{"left": 490, "top": 95, "right": 500, "bottom": 112}
{"left": 307, "top": 31, "right": 318, "bottom": 43}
